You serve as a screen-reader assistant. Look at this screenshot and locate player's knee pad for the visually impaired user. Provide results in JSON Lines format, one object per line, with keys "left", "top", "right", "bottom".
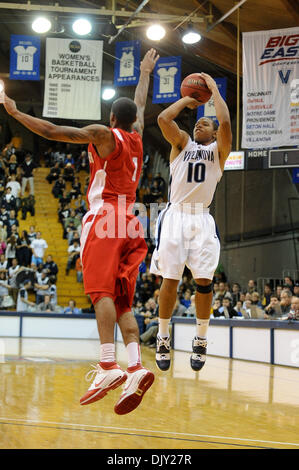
{"left": 196, "top": 282, "right": 213, "bottom": 294}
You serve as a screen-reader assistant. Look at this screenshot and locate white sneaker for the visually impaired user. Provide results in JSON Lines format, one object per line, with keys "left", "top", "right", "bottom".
{"left": 80, "top": 363, "right": 127, "bottom": 406}
{"left": 114, "top": 367, "right": 154, "bottom": 415}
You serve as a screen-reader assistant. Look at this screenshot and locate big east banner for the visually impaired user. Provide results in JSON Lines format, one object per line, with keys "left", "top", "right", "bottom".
{"left": 242, "top": 27, "right": 299, "bottom": 149}
{"left": 43, "top": 38, "right": 103, "bottom": 120}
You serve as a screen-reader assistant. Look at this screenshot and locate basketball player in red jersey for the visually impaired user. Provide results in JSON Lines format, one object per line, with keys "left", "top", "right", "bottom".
{"left": 3, "top": 48, "right": 159, "bottom": 415}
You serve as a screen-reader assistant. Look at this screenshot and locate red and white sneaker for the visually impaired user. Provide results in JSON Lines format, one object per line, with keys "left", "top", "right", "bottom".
{"left": 114, "top": 366, "right": 154, "bottom": 415}
{"left": 80, "top": 362, "right": 127, "bottom": 406}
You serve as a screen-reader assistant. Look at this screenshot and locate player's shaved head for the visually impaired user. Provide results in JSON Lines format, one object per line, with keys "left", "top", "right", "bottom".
{"left": 111, "top": 97, "right": 137, "bottom": 128}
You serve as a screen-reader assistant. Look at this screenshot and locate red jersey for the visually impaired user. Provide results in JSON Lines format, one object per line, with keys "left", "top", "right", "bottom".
{"left": 87, "top": 128, "right": 143, "bottom": 207}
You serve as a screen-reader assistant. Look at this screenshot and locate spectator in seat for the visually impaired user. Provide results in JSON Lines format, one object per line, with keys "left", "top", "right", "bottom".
{"left": 234, "top": 300, "right": 245, "bottom": 317}
{"left": 69, "top": 177, "right": 81, "bottom": 200}
{"left": 283, "top": 276, "right": 294, "bottom": 293}
{"left": 21, "top": 153, "right": 37, "bottom": 196}
{"left": 275, "top": 285, "right": 283, "bottom": 300}
{"left": 251, "top": 291, "right": 263, "bottom": 308}
{"left": 37, "top": 294, "right": 54, "bottom": 312}
{"left": 294, "top": 282, "right": 299, "bottom": 298}
{"left": 152, "top": 172, "right": 166, "bottom": 197}
{"left": 59, "top": 189, "right": 71, "bottom": 208}
{"left": 264, "top": 295, "right": 282, "bottom": 319}
{"left": 212, "top": 298, "right": 222, "bottom": 318}
{"left": 27, "top": 225, "right": 36, "bottom": 244}
{"left": 75, "top": 256, "right": 83, "bottom": 282}
{"left": 287, "top": 296, "right": 299, "bottom": 321}
{"left": 219, "top": 298, "right": 240, "bottom": 318}
{"left": 34, "top": 271, "right": 50, "bottom": 305}
{"left": 74, "top": 194, "right": 87, "bottom": 216}
{"left": 44, "top": 146, "right": 55, "bottom": 167}
{"left": 2, "top": 187, "right": 16, "bottom": 212}
{"left": 48, "top": 276, "right": 57, "bottom": 308}
{"left": 16, "top": 230, "right": 32, "bottom": 267}
{"left": 66, "top": 240, "right": 80, "bottom": 275}
{"left": 7, "top": 210, "right": 19, "bottom": 236}
{"left": 64, "top": 153, "right": 74, "bottom": 167}
{"left": 52, "top": 176, "right": 65, "bottom": 198}
{"left": 185, "top": 294, "right": 196, "bottom": 317}
{"left": 231, "top": 283, "right": 241, "bottom": 307}
{"left": 6, "top": 174, "right": 21, "bottom": 210}
{"left": 46, "top": 162, "right": 61, "bottom": 184}
{"left": 0, "top": 206, "right": 9, "bottom": 229}
{"left": 63, "top": 209, "right": 81, "bottom": 233}
{"left": 76, "top": 150, "right": 89, "bottom": 173}
{"left": 262, "top": 284, "right": 272, "bottom": 308}
{"left": 0, "top": 221, "right": 7, "bottom": 243}
{"left": 0, "top": 271, "right": 14, "bottom": 309}
{"left": 63, "top": 163, "right": 75, "bottom": 183}
{"left": 30, "top": 231, "right": 48, "bottom": 266}
{"left": 5, "top": 236, "right": 17, "bottom": 268}
{"left": 0, "top": 253, "right": 8, "bottom": 273}
{"left": 180, "top": 289, "right": 192, "bottom": 308}
{"left": 43, "top": 255, "right": 58, "bottom": 279}
{"left": 17, "top": 280, "right": 36, "bottom": 312}
{"left": 7, "top": 154, "right": 18, "bottom": 176}
{"left": 21, "top": 194, "right": 35, "bottom": 220}
{"left": 8, "top": 257, "right": 21, "bottom": 304}
{"left": 64, "top": 299, "right": 81, "bottom": 315}
{"left": 280, "top": 289, "right": 293, "bottom": 316}
{"left": 247, "top": 279, "right": 257, "bottom": 294}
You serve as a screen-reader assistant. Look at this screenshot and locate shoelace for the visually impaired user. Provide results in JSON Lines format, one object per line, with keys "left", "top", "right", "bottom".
{"left": 157, "top": 336, "right": 170, "bottom": 350}
{"left": 194, "top": 338, "right": 207, "bottom": 347}
{"left": 85, "top": 363, "right": 101, "bottom": 382}
{"left": 192, "top": 353, "right": 205, "bottom": 361}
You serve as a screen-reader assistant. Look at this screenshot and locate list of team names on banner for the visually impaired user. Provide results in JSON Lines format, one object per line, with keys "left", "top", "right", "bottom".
{"left": 43, "top": 39, "right": 103, "bottom": 120}
{"left": 245, "top": 90, "right": 278, "bottom": 145}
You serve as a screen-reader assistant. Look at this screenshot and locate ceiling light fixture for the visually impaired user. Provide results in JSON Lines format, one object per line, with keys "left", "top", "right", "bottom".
{"left": 32, "top": 17, "right": 52, "bottom": 34}
{"left": 72, "top": 18, "right": 92, "bottom": 36}
{"left": 182, "top": 23, "right": 201, "bottom": 44}
{"left": 102, "top": 87, "right": 116, "bottom": 101}
{"left": 146, "top": 24, "right": 166, "bottom": 41}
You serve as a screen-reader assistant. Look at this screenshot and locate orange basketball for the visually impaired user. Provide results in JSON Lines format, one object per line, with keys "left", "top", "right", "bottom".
{"left": 180, "top": 73, "right": 212, "bottom": 104}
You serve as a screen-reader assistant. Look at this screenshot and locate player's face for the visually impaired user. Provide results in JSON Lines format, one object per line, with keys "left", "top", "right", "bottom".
{"left": 193, "top": 118, "right": 215, "bottom": 143}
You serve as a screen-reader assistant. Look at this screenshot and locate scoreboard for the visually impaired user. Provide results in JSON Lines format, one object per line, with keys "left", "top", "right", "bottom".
{"left": 224, "top": 148, "right": 299, "bottom": 170}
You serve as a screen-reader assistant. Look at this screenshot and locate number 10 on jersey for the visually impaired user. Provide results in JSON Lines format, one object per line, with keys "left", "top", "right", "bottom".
{"left": 187, "top": 162, "right": 206, "bottom": 183}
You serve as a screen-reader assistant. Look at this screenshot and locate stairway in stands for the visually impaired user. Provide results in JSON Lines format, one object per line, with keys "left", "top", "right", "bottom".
{"left": 18, "top": 167, "right": 91, "bottom": 310}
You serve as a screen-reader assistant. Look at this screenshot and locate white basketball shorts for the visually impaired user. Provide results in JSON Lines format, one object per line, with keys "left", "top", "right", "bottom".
{"left": 150, "top": 204, "right": 220, "bottom": 281}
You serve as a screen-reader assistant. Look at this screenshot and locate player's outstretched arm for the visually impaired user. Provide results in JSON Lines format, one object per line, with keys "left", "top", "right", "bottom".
{"left": 200, "top": 73, "right": 232, "bottom": 170}
{"left": 133, "top": 48, "right": 159, "bottom": 136}
{"left": 157, "top": 96, "right": 198, "bottom": 152}
{"left": 3, "top": 94, "right": 113, "bottom": 146}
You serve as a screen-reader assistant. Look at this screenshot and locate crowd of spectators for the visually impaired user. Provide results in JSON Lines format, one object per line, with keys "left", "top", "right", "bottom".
{"left": 45, "top": 143, "right": 88, "bottom": 282}
{"left": 130, "top": 271, "right": 299, "bottom": 348}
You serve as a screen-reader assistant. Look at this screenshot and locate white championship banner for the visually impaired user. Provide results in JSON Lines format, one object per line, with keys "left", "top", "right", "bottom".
{"left": 43, "top": 38, "right": 103, "bottom": 120}
{"left": 242, "top": 27, "right": 299, "bottom": 149}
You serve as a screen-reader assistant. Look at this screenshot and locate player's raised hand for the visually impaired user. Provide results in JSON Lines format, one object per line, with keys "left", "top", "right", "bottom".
{"left": 199, "top": 73, "right": 217, "bottom": 92}
{"left": 140, "top": 48, "right": 160, "bottom": 74}
{"left": 184, "top": 96, "right": 201, "bottom": 109}
{"left": 3, "top": 94, "right": 18, "bottom": 116}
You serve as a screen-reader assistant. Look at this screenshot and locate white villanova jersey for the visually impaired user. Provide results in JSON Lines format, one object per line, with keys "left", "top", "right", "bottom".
{"left": 168, "top": 138, "right": 222, "bottom": 208}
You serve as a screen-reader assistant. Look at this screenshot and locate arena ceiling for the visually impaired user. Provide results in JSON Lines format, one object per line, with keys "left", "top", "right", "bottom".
{"left": 0, "top": 0, "right": 297, "bottom": 154}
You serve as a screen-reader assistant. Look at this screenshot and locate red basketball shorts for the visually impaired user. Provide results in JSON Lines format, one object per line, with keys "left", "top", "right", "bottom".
{"left": 81, "top": 205, "right": 147, "bottom": 320}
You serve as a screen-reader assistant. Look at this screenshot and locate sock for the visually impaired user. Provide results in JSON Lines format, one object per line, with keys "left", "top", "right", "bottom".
{"left": 196, "top": 318, "right": 210, "bottom": 339}
{"left": 100, "top": 343, "right": 116, "bottom": 363}
{"left": 126, "top": 342, "right": 141, "bottom": 369}
{"left": 158, "top": 318, "right": 170, "bottom": 338}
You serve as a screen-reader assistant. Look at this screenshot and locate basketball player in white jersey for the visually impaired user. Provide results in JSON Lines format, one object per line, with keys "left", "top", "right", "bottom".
{"left": 150, "top": 73, "right": 232, "bottom": 371}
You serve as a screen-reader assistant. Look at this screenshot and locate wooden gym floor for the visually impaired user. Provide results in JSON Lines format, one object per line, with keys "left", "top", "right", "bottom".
{"left": 0, "top": 338, "right": 299, "bottom": 450}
